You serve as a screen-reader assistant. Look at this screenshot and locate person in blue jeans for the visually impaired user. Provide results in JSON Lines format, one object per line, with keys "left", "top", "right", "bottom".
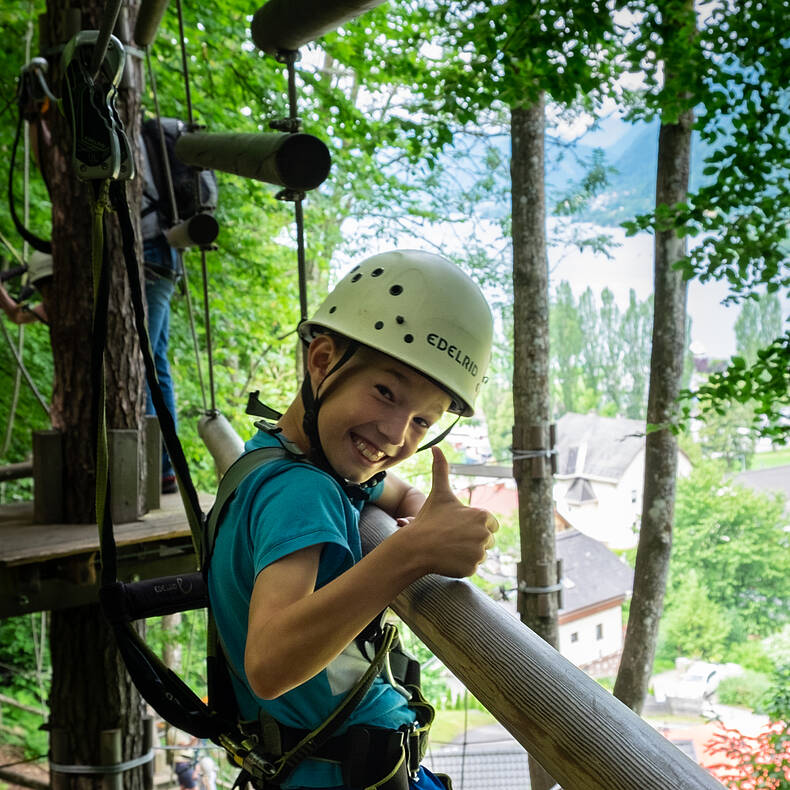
{"left": 143, "top": 236, "right": 179, "bottom": 493}
{"left": 141, "top": 142, "right": 180, "bottom": 494}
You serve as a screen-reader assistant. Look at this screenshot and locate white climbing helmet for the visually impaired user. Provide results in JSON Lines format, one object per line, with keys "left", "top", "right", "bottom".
{"left": 26, "top": 251, "right": 53, "bottom": 285}
{"left": 299, "top": 250, "right": 493, "bottom": 416}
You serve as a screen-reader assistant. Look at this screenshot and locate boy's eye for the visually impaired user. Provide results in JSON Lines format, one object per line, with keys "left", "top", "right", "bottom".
{"left": 375, "top": 385, "right": 394, "bottom": 400}
{"left": 413, "top": 417, "right": 430, "bottom": 430}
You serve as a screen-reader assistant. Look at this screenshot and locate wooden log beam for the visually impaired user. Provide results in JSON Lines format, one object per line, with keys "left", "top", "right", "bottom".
{"left": 133, "top": 0, "right": 170, "bottom": 46}
{"left": 0, "top": 692, "right": 46, "bottom": 716}
{"left": 0, "top": 461, "right": 33, "bottom": 482}
{"left": 359, "top": 506, "right": 723, "bottom": 790}
{"left": 0, "top": 767, "right": 50, "bottom": 790}
{"left": 251, "top": 0, "right": 387, "bottom": 55}
{"left": 174, "top": 132, "right": 330, "bottom": 192}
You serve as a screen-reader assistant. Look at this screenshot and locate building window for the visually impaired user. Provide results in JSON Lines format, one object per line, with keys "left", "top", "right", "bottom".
{"left": 631, "top": 489, "right": 638, "bottom": 503}
{"left": 596, "top": 624, "right": 603, "bottom": 640}
{"left": 570, "top": 632, "right": 579, "bottom": 643}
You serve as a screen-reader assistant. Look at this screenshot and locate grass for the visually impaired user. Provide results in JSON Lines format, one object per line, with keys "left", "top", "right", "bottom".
{"left": 430, "top": 708, "right": 498, "bottom": 746}
{"left": 750, "top": 447, "right": 790, "bottom": 470}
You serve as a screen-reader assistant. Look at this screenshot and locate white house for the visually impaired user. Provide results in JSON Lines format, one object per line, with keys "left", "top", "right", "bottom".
{"left": 555, "top": 529, "right": 634, "bottom": 675}
{"left": 553, "top": 412, "right": 692, "bottom": 549}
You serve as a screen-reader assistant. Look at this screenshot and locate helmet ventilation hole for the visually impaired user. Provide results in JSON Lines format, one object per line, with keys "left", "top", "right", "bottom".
{"left": 371, "top": 267, "right": 384, "bottom": 277}
{"left": 329, "top": 306, "right": 336, "bottom": 313}
{"left": 404, "top": 334, "right": 414, "bottom": 343}
{"left": 389, "top": 284, "right": 403, "bottom": 295}
{"left": 374, "top": 321, "right": 384, "bottom": 330}
{"left": 351, "top": 273, "right": 363, "bottom": 282}
{"left": 396, "top": 315, "right": 404, "bottom": 324}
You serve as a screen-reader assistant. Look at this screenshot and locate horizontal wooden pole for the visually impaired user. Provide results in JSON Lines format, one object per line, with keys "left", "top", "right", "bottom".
{"left": 0, "top": 767, "right": 49, "bottom": 790}
{"left": 174, "top": 132, "right": 330, "bottom": 192}
{"left": 251, "top": 0, "right": 387, "bottom": 55}
{"left": 133, "top": 0, "right": 170, "bottom": 46}
{"left": 0, "top": 461, "right": 33, "bottom": 482}
{"left": 359, "top": 506, "right": 723, "bottom": 790}
{"left": 0, "top": 692, "right": 46, "bottom": 716}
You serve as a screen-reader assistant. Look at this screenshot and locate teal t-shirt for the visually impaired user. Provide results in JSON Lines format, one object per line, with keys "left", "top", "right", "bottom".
{"left": 208, "top": 429, "right": 416, "bottom": 788}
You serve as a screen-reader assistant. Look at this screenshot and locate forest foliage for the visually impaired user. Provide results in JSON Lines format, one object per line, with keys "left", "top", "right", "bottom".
{"left": 0, "top": 0, "right": 787, "bottom": 764}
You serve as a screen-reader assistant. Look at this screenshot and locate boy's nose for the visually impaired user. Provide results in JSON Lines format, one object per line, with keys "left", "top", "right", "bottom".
{"left": 377, "top": 412, "right": 410, "bottom": 450}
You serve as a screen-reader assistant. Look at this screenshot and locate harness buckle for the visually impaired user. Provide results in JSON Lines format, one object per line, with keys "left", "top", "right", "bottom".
{"left": 404, "top": 722, "right": 421, "bottom": 780}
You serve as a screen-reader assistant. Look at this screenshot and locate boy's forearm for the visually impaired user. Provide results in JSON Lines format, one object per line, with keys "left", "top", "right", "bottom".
{"left": 377, "top": 473, "right": 426, "bottom": 518}
{"left": 245, "top": 528, "right": 424, "bottom": 699}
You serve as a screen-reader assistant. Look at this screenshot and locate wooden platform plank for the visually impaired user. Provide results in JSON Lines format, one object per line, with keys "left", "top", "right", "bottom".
{"left": 0, "top": 492, "right": 215, "bottom": 567}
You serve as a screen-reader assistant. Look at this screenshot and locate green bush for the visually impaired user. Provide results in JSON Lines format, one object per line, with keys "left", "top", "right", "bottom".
{"left": 724, "top": 640, "right": 776, "bottom": 675}
{"left": 656, "top": 570, "right": 732, "bottom": 663}
{"left": 717, "top": 670, "right": 773, "bottom": 711}
{"left": 596, "top": 676, "right": 615, "bottom": 693}
{"left": 0, "top": 614, "right": 50, "bottom": 757}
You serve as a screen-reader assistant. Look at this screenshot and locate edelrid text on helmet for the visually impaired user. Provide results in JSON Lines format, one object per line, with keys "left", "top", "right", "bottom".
{"left": 426, "top": 333, "right": 479, "bottom": 378}
{"left": 299, "top": 250, "right": 493, "bottom": 416}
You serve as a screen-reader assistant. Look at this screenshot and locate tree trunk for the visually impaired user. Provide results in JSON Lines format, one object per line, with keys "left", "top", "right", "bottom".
{"left": 40, "top": 1, "right": 147, "bottom": 786}
{"left": 511, "top": 95, "right": 558, "bottom": 790}
{"left": 613, "top": 61, "right": 694, "bottom": 711}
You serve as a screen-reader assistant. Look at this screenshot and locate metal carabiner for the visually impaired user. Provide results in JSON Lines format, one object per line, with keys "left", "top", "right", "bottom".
{"left": 60, "top": 31, "right": 134, "bottom": 181}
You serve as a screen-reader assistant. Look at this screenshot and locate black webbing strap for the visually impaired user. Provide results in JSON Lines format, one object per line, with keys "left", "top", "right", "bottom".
{"left": 203, "top": 445, "right": 287, "bottom": 567}
{"left": 8, "top": 113, "right": 52, "bottom": 254}
{"left": 89, "top": 181, "right": 233, "bottom": 742}
{"left": 109, "top": 180, "right": 205, "bottom": 554}
{"left": 248, "top": 623, "right": 400, "bottom": 787}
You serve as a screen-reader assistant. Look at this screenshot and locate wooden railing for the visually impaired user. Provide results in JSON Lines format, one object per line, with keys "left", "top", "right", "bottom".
{"left": 360, "top": 506, "right": 724, "bottom": 790}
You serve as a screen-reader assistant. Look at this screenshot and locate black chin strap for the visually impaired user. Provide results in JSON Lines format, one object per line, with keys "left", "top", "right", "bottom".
{"left": 417, "top": 414, "right": 461, "bottom": 453}
{"left": 299, "top": 341, "right": 385, "bottom": 500}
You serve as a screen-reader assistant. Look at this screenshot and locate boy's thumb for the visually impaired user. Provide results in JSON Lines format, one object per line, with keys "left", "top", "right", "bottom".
{"left": 430, "top": 446, "right": 453, "bottom": 495}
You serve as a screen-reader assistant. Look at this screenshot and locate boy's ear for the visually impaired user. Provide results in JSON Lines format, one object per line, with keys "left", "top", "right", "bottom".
{"left": 306, "top": 334, "right": 340, "bottom": 382}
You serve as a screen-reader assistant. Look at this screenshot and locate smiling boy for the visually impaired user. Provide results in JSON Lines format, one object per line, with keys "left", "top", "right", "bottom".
{"left": 208, "top": 250, "right": 497, "bottom": 790}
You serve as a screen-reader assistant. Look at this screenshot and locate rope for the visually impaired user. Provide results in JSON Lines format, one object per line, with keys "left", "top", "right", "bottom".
{"left": 89, "top": 180, "right": 115, "bottom": 585}
{"left": 145, "top": 49, "right": 180, "bottom": 223}
{"left": 284, "top": 53, "right": 308, "bottom": 327}
{"left": 30, "top": 611, "right": 48, "bottom": 718}
{"left": 199, "top": 248, "right": 216, "bottom": 412}
{"left": 2, "top": 325, "right": 24, "bottom": 457}
{"left": 0, "top": 318, "right": 50, "bottom": 415}
{"left": 180, "top": 257, "right": 208, "bottom": 410}
{"left": 89, "top": 0, "right": 125, "bottom": 80}
{"left": 50, "top": 749, "right": 155, "bottom": 775}
{"left": 174, "top": 0, "right": 216, "bottom": 411}
{"left": 0, "top": 755, "right": 47, "bottom": 770}
{"left": 174, "top": 0, "right": 195, "bottom": 127}
{"left": 144, "top": 47, "right": 207, "bottom": 410}
{"left": 511, "top": 448, "right": 557, "bottom": 460}
{"left": 272, "top": 51, "right": 309, "bottom": 374}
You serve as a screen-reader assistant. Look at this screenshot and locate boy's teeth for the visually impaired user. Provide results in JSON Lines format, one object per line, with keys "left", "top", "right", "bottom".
{"left": 354, "top": 437, "right": 384, "bottom": 461}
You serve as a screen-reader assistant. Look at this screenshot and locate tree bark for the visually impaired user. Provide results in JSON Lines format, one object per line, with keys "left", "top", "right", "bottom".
{"left": 511, "top": 95, "right": 558, "bottom": 790}
{"left": 40, "top": 1, "right": 147, "bottom": 787}
{"left": 613, "top": 76, "right": 694, "bottom": 711}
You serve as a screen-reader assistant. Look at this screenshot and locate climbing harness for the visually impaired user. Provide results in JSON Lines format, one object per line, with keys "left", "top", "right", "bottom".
{"left": 197, "top": 431, "right": 436, "bottom": 789}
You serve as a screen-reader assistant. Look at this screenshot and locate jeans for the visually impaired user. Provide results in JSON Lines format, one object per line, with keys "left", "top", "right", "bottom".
{"left": 144, "top": 237, "right": 179, "bottom": 479}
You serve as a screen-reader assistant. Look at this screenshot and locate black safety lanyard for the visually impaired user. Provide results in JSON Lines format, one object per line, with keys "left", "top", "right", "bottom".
{"left": 90, "top": 180, "right": 206, "bottom": 586}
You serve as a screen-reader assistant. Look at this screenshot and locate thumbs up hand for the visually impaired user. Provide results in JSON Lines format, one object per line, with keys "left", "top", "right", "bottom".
{"left": 402, "top": 446, "right": 499, "bottom": 579}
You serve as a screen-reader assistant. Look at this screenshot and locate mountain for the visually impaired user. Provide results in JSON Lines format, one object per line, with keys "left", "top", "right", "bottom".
{"left": 550, "top": 117, "right": 717, "bottom": 227}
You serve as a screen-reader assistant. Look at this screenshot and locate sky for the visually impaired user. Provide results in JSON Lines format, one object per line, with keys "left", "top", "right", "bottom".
{"left": 334, "top": 217, "right": 751, "bottom": 361}
{"left": 546, "top": 222, "right": 740, "bottom": 360}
